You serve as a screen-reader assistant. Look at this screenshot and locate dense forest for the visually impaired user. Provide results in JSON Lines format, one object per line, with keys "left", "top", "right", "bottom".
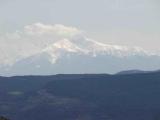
{"left": 0, "top": 71, "right": 160, "bottom": 120}
{"left": 0, "top": 116, "right": 9, "bottom": 120}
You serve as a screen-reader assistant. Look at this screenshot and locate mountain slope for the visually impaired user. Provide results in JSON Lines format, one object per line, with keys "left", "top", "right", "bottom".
{"left": 1, "top": 36, "right": 160, "bottom": 76}
{"left": 0, "top": 72, "right": 160, "bottom": 120}
{"left": 0, "top": 23, "right": 160, "bottom": 76}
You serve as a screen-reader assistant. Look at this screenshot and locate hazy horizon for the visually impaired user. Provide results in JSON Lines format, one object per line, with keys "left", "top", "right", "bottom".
{"left": 0, "top": 0, "right": 160, "bottom": 52}
{"left": 0, "top": 0, "right": 160, "bottom": 76}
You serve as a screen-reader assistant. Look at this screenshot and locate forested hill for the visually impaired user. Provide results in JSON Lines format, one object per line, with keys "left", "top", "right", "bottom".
{"left": 0, "top": 71, "right": 160, "bottom": 120}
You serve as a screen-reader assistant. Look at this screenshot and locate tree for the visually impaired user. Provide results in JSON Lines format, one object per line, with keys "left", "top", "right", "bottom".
{"left": 0, "top": 116, "right": 9, "bottom": 120}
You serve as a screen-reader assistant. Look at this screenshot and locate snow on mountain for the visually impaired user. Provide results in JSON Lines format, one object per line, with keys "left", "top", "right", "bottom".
{"left": 39, "top": 36, "right": 152, "bottom": 65}
{"left": 0, "top": 35, "right": 159, "bottom": 76}
{"left": 42, "top": 39, "right": 86, "bottom": 64}
{"left": 0, "top": 22, "right": 157, "bottom": 67}
{"left": 70, "top": 35, "right": 150, "bottom": 57}
{"left": 0, "top": 25, "right": 159, "bottom": 76}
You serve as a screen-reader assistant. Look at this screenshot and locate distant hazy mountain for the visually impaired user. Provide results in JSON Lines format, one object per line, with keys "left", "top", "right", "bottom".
{"left": 116, "top": 69, "right": 151, "bottom": 75}
{"left": 1, "top": 36, "right": 160, "bottom": 76}
{"left": 0, "top": 71, "right": 160, "bottom": 120}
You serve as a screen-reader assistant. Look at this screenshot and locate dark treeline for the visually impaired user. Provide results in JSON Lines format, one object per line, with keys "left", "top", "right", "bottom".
{"left": 0, "top": 116, "right": 9, "bottom": 120}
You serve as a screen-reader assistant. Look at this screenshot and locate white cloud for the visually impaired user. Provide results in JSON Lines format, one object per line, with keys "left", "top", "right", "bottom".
{"left": 24, "top": 23, "right": 82, "bottom": 37}
{"left": 0, "top": 23, "right": 83, "bottom": 66}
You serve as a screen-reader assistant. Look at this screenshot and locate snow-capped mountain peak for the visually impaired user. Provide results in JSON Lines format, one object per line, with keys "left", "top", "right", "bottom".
{"left": 45, "top": 39, "right": 83, "bottom": 52}
{"left": 70, "top": 35, "right": 149, "bottom": 56}
{"left": 41, "top": 37, "right": 149, "bottom": 64}
{"left": 0, "top": 23, "right": 159, "bottom": 76}
{"left": 1, "top": 36, "right": 160, "bottom": 76}
{"left": 42, "top": 39, "right": 87, "bottom": 64}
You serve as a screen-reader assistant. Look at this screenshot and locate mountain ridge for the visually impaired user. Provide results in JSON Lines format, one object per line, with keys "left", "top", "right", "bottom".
{"left": 0, "top": 71, "right": 160, "bottom": 120}
{"left": 0, "top": 36, "right": 160, "bottom": 76}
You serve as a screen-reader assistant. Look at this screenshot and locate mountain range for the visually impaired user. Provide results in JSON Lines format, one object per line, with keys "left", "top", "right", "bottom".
{"left": 0, "top": 35, "right": 160, "bottom": 76}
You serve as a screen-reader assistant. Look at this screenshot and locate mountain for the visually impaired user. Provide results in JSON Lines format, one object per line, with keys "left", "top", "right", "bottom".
{"left": 1, "top": 36, "right": 160, "bottom": 76}
{"left": 0, "top": 71, "right": 160, "bottom": 120}
{"left": 116, "top": 69, "right": 160, "bottom": 75}
{"left": 116, "top": 69, "right": 151, "bottom": 75}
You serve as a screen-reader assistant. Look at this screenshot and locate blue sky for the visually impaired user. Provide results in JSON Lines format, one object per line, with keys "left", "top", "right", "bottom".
{"left": 0, "top": 0, "right": 160, "bottom": 52}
